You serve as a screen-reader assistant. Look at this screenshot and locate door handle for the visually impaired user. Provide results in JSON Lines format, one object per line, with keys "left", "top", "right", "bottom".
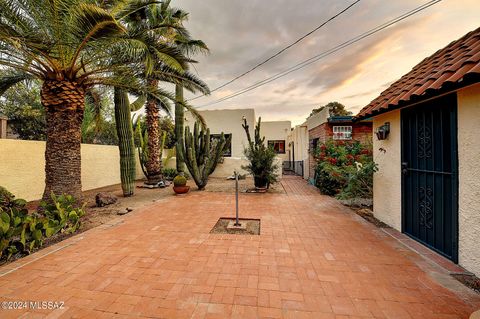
{"left": 402, "top": 162, "right": 409, "bottom": 175}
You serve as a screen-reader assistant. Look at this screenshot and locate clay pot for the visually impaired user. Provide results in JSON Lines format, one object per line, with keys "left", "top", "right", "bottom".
{"left": 173, "top": 185, "right": 190, "bottom": 194}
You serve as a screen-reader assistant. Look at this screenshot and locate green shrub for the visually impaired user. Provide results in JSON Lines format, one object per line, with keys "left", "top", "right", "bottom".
{"left": 173, "top": 175, "right": 187, "bottom": 187}
{"left": 338, "top": 161, "right": 378, "bottom": 199}
{"left": 241, "top": 117, "right": 278, "bottom": 188}
{"left": 0, "top": 186, "right": 14, "bottom": 205}
{"left": 0, "top": 196, "right": 44, "bottom": 259}
{"left": 40, "top": 193, "right": 85, "bottom": 235}
{"left": 314, "top": 140, "right": 375, "bottom": 198}
{"left": 162, "top": 168, "right": 177, "bottom": 180}
{"left": 0, "top": 193, "right": 85, "bottom": 260}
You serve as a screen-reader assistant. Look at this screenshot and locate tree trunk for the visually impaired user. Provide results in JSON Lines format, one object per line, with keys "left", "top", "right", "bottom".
{"left": 145, "top": 79, "right": 163, "bottom": 184}
{"left": 41, "top": 80, "right": 85, "bottom": 202}
{"left": 114, "top": 88, "right": 136, "bottom": 197}
{"left": 175, "top": 84, "right": 186, "bottom": 175}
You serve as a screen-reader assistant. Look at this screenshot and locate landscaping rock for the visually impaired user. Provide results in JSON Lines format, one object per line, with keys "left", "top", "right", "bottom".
{"left": 95, "top": 192, "right": 118, "bottom": 207}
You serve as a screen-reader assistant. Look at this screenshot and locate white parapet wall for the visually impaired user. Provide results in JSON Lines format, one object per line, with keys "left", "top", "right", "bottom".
{"left": 0, "top": 139, "right": 143, "bottom": 201}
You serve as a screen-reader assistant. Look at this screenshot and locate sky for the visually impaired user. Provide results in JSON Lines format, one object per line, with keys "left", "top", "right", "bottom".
{"left": 171, "top": 0, "right": 480, "bottom": 126}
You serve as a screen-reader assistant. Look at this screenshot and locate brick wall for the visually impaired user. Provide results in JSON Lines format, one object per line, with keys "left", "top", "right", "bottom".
{"left": 351, "top": 122, "right": 373, "bottom": 144}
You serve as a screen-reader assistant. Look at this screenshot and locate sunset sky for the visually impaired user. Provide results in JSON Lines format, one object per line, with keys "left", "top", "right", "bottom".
{"left": 172, "top": 0, "right": 480, "bottom": 125}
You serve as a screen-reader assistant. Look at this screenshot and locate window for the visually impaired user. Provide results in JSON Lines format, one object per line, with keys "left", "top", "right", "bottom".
{"left": 211, "top": 134, "right": 232, "bottom": 157}
{"left": 333, "top": 126, "right": 352, "bottom": 140}
{"left": 309, "top": 138, "right": 319, "bottom": 153}
{"left": 268, "top": 140, "right": 286, "bottom": 154}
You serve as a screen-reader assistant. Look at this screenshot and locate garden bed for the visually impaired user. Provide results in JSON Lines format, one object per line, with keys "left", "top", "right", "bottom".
{"left": 210, "top": 218, "right": 260, "bottom": 235}
{"left": 451, "top": 273, "right": 480, "bottom": 293}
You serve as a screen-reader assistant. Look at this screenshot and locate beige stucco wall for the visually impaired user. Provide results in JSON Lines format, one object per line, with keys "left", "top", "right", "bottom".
{"left": 0, "top": 139, "right": 143, "bottom": 201}
{"left": 457, "top": 84, "right": 480, "bottom": 277}
{"left": 185, "top": 108, "right": 256, "bottom": 158}
{"left": 261, "top": 121, "right": 291, "bottom": 161}
{"left": 305, "top": 107, "right": 329, "bottom": 131}
{"left": 372, "top": 109, "right": 402, "bottom": 231}
{"left": 371, "top": 84, "right": 480, "bottom": 277}
{"left": 286, "top": 123, "right": 309, "bottom": 179}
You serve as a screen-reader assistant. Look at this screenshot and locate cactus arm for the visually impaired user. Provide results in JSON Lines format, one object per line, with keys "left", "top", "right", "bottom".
{"left": 180, "top": 121, "right": 228, "bottom": 190}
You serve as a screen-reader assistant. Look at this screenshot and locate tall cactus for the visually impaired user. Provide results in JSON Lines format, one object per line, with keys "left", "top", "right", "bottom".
{"left": 114, "top": 88, "right": 136, "bottom": 197}
{"left": 178, "top": 121, "right": 228, "bottom": 190}
{"left": 175, "top": 84, "right": 186, "bottom": 175}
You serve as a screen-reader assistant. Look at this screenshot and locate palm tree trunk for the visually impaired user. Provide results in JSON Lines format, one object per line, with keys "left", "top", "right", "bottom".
{"left": 175, "top": 84, "right": 186, "bottom": 175}
{"left": 41, "top": 80, "right": 85, "bottom": 202}
{"left": 114, "top": 88, "right": 136, "bottom": 196}
{"left": 145, "top": 79, "right": 163, "bottom": 184}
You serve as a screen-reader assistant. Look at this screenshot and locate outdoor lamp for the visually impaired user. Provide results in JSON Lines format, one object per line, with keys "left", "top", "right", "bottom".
{"left": 375, "top": 122, "right": 390, "bottom": 140}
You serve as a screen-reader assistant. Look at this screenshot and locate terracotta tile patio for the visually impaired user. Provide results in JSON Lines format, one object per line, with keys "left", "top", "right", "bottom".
{"left": 0, "top": 176, "right": 479, "bottom": 318}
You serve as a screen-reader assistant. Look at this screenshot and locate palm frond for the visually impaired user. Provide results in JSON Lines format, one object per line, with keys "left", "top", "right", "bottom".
{"left": 0, "top": 71, "right": 33, "bottom": 95}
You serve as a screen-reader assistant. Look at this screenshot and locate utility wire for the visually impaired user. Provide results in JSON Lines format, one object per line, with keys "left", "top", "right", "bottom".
{"left": 187, "top": 0, "right": 361, "bottom": 101}
{"left": 197, "top": 0, "right": 442, "bottom": 108}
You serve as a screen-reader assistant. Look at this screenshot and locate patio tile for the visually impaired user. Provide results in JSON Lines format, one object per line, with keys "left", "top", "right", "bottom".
{"left": 0, "top": 176, "right": 478, "bottom": 318}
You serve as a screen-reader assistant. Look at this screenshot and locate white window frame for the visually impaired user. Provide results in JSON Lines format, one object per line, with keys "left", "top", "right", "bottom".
{"left": 333, "top": 126, "right": 352, "bottom": 140}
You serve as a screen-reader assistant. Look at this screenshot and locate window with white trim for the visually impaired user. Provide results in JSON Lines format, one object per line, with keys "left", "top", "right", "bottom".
{"left": 333, "top": 126, "right": 352, "bottom": 140}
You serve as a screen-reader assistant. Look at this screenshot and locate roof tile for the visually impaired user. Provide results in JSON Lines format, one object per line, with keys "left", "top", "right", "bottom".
{"left": 357, "top": 27, "right": 480, "bottom": 118}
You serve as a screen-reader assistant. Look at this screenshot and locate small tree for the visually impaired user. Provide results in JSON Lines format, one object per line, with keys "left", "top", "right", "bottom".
{"left": 309, "top": 101, "right": 352, "bottom": 117}
{"left": 242, "top": 117, "right": 278, "bottom": 189}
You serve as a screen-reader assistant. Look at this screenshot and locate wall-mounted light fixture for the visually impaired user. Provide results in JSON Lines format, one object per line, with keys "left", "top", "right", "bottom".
{"left": 375, "top": 122, "right": 390, "bottom": 140}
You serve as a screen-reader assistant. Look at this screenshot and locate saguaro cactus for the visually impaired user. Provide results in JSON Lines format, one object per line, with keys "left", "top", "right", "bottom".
{"left": 178, "top": 121, "right": 228, "bottom": 190}
{"left": 114, "top": 88, "right": 136, "bottom": 197}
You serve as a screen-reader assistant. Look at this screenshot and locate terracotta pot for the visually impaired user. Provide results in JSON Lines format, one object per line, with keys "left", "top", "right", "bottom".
{"left": 173, "top": 185, "right": 190, "bottom": 194}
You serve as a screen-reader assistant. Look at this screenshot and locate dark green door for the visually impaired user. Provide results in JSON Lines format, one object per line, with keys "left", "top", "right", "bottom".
{"left": 401, "top": 94, "right": 458, "bottom": 262}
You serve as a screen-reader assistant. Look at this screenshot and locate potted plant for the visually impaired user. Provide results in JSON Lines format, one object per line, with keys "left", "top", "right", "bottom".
{"left": 241, "top": 117, "right": 279, "bottom": 190}
{"left": 173, "top": 175, "right": 189, "bottom": 194}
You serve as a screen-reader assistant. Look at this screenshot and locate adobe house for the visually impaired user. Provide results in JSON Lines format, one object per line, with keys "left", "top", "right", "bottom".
{"left": 184, "top": 108, "right": 290, "bottom": 177}
{"left": 356, "top": 28, "right": 480, "bottom": 276}
{"left": 305, "top": 107, "right": 372, "bottom": 182}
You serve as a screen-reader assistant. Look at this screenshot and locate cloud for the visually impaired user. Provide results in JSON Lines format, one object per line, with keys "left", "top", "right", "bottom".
{"left": 172, "top": 0, "right": 480, "bottom": 125}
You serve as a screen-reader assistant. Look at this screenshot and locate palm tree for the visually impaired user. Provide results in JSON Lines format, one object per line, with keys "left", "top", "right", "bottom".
{"left": 112, "top": 1, "right": 209, "bottom": 191}
{"left": 148, "top": 2, "right": 211, "bottom": 176}
{"left": 0, "top": 0, "right": 171, "bottom": 201}
{"left": 128, "top": 1, "right": 209, "bottom": 185}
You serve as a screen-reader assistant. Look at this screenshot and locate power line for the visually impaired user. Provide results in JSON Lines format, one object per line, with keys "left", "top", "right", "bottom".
{"left": 197, "top": 0, "right": 442, "bottom": 108}
{"left": 187, "top": 0, "right": 361, "bottom": 102}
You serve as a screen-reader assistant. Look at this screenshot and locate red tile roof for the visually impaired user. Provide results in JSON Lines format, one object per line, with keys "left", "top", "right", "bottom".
{"left": 356, "top": 27, "right": 480, "bottom": 119}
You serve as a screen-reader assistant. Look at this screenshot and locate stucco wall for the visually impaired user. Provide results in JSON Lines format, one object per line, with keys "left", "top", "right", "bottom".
{"left": 261, "top": 121, "right": 291, "bottom": 161}
{"left": 457, "top": 84, "right": 480, "bottom": 277}
{"left": 287, "top": 124, "right": 309, "bottom": 179}
{"left": 372, "top": 109, "right": 402, "bottom": 231}
{"left": 185, "top": 109, "right": 255, "bottom": 158}
{"left": 371, "top": 85, "right": 480, "bottom": 276}
{"left": 0, "top": 139, "right": 143, "bottom": 201}
{"left": 306, "top": 107, "right": 329, "bottom": 131}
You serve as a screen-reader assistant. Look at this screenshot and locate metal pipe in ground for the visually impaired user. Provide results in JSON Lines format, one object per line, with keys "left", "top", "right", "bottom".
{"left": 234, "top": 170, "right": 240, "bottom": 226}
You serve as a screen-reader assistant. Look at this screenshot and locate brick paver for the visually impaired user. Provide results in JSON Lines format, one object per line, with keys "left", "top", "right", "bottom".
{"left": 0, "top": 176, "right": 479, "bottom": 318}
